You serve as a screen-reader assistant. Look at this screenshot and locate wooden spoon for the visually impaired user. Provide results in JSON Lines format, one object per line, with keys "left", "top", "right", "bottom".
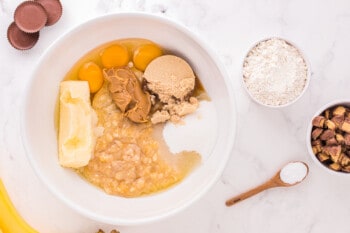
{"left": 225, "top": 161, "right": 309, "bottom": 206}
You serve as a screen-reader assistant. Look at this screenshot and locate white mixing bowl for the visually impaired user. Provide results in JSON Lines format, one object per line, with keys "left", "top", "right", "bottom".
{"left": 21, "top": 13, "right": 236, "bottom": 225}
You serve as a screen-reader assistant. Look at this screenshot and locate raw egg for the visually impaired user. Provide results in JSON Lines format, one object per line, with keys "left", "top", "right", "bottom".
{"left": 100, "top": 44, "right": 129, "bottom": 68}
{"left": 133, "top": 43, "right": 163, "bottom": 71}
{"left": 78, "top": 61, "right": 104, "bottom": 93}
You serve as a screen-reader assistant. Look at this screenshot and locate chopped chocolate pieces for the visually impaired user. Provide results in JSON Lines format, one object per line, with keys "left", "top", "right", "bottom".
{"left": 322, "top": 145, "right": 341, "bottom": 158}
{"left": 340, "top": 153, "right": 350, "bottom": 166}
{"left": 325, "top": 119, "right": 336, "bottom": 130}
{"left": 96, "top": 230, "right": 120, "bottom": 233}
{"left": 317, "top": 153, "right": 330, "bottom": 162}
{"left": 311, "top": 128, "right": 323, "bottom": 140}
{"left": 344, "top": 133, "right": 350, "bottom": 146}
{"left": 310, "top": 104, "right": 350, "bottom": 173}
{"left": 329, "top": 163, "right": 341, "bottom": 171}
{"left": 325, "top": 137, "right": 338, "bottom": 146}
{"left": 325, "top": 109, "right": 330, "bottom": 119}
{"left": 312, "top": 145, "right": 321, "bottom": 154}
{"left": 320, "top": 129, "right": 335, "bottom": 141}
{"left": 312, "top": 115, "right": 325, "bottom": 128}
{"left": 333, "top": 106, "right": 346, "bottom": 116}
{"left": 341, "top": 118, "right": 350, "bottom": 133}
{"left": 331, "top": 115, "right": 344, "bottom": 128}
{"left": 336, "top": 133, "right": 345, "bottom": 144}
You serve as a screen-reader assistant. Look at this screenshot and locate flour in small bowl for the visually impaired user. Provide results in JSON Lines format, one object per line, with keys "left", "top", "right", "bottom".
{"left": 243, "top": 38, "right": 308, "bottom": 106}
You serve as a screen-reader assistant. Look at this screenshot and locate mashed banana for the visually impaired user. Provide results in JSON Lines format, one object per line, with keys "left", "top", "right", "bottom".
{"left": 78, "top": 84, "right": 200, "bottom": 197}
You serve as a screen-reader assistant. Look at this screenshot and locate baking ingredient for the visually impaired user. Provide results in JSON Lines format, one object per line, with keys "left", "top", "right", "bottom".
{"left": 226, "top": 162, "right": 308, "bottom": 206}
{"left": 133, "top": 43, "right": 163, "bottom": 71}
{"left": 144, "top": 55, "right": 195, "bottom": 101}
{"left": 96, "top": 230, "right": 119, "bottom": 233}
{"left": 58, "top": 81, "right": 97, "bottom": 168}
{"left": 311, "top": 105, "right": 350, "bottom": 172}
{"left": 243, "top": 38, "right": 308, "bottom": 106}
{"left": 7, "top": 22, "right": 39, "bottom": 50}
{"left": 35, "top": 0, "right": 63, "bottom": 26}
{"left": 280, "top": 162, "right": 308, "bottom": 184}
{"left": 61, "top": 38, "right": 205, "bottom": 197}
{"left": 78, "top": 62, "right": 104, "bottom": 93}
{"left": 100, "top": 44, "right": 129, "bottom": 68}
{"left": 143, "top": 55, "right": 199, "bottom": 124}
{"left": 0, "top": 179, "right": 38, "bottom": 233}
{"left": 79, "top": 83, "right": 201, "bottom": 197}
{"left": 104, "top": 67, "right": 151, "bottom": 123}
{"left": 7, "top": 0, "right": 63, "bottom": 50}
{"left": 14, "top": 1, "right": 47, "bottom": 33}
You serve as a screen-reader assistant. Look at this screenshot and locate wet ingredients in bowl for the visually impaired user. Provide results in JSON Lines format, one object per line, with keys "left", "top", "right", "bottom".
{"left": 57, "top": 38, "right": 206, "bottom": 197}
{"left": 82, "top": 81, "right": 201, "bottom": 197}
{"left": 243, "top": 38, "right": 309, "bottom": 107}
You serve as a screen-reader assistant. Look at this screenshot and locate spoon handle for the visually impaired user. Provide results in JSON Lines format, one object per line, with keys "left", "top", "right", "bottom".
{"left": 225, "top": 180, "right": 277, "bottom": 206}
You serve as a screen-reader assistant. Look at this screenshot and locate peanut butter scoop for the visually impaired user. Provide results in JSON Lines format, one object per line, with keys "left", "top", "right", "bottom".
{"left": 104, "top": 68, "right": 151, "bottom": 123}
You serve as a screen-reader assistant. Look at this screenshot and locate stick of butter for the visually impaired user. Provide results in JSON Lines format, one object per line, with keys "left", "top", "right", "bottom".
{"left": 58, "top": 81, "right": 96, "bottom": 168}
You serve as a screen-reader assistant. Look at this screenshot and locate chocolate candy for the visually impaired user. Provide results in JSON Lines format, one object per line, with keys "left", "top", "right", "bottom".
{"left": 14, "top": 1, "right": 48, "bottom": 33}
{"left": 7, "top": 22, "right": 40, "bottom": 50}
{"left": 8, "top": 0, "right": 63, "bottom": 50}
{"left": 35, "top": 0, "right": 63, "bottom": 26}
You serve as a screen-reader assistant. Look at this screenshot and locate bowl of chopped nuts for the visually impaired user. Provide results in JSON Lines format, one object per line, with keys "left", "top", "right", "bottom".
{"left": 307, "top": 100, "right": 350, "bottom": 175}
{"left": 242, "top": 37, "right": 310, "bottom": 108}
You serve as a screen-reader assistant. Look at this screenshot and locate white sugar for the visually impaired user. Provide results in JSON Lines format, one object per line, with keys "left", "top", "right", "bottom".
{"left": 280, "top": 162, "right": 308, "bottom": 184}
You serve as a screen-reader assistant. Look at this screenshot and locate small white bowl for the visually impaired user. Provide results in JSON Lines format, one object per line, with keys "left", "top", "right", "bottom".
{"left": 306, "top": 99, "right": 350, "bottom": 176}
{"left": 242, "top": 37, "right": 311, "bottom": 108}
{"left": 21, "top": 13, "right": 236, "bottom": 225}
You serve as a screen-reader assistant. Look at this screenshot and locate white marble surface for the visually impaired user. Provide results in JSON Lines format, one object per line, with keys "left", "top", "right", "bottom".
{"left": 1, "top": 0, "right": 350, "bottom": 232}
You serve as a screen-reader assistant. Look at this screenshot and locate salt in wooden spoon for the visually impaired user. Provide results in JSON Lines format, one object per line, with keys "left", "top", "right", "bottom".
{"left": 225, "top": 161, "right": 309, "bottom": 206}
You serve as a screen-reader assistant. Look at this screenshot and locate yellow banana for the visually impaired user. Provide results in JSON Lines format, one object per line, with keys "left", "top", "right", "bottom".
{"left": 0, "top": 179, "right": 39, "bottom": 233}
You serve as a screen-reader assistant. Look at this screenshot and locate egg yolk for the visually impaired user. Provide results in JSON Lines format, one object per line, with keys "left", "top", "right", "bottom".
{"left": 78, "top": 62, "right": 104, "bottom": 93}
{"left": 133, "top": 43, "right": 163, "bottom": 71}
{"left": 100, "top": 44, "right": 129, "bottom": 68}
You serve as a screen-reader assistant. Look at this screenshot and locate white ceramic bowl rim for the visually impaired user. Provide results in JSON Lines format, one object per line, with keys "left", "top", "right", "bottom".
{"left": 241, "top": 37, "right": 311, "bottom": 108}
{"left": 21, "top": 12, "right": 237, "bottom": 225}
{"left": 306, "top": 99, "right": 350, "bottom": 176}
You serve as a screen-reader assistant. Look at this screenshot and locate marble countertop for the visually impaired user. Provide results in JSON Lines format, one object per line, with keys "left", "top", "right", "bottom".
{"left": 1, "top": 0, "right": 350, "bottom": 232}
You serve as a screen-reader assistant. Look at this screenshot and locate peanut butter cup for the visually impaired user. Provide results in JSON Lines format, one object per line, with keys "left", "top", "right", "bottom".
{"left": 14, "top": 1, "right": 47, "bottom": 33}
{"left": 7, "top": 22, "right": 40, "bottom": 50}
{"left": 35, "top": 0, "right": 62, "bottom": 26}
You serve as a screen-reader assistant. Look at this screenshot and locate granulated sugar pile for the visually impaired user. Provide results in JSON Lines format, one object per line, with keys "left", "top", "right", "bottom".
{"left": 243, "top": 38, "right": 308, "bottom": 106}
